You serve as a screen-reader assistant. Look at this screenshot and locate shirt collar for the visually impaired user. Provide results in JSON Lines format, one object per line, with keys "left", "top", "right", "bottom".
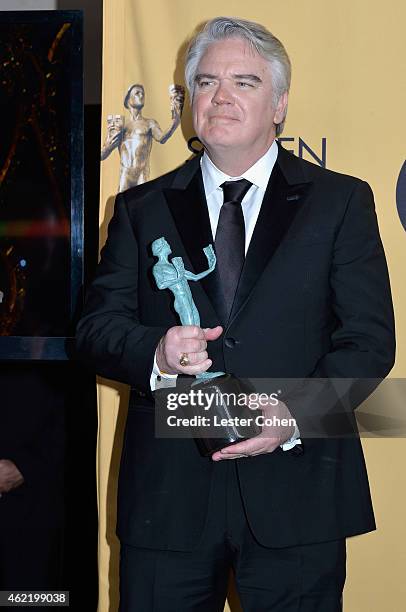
{"left": 201, "top": 140, "right": 278, "bottom": 198}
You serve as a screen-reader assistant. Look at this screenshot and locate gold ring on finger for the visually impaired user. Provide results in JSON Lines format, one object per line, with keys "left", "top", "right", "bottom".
{"left": 179, "top": 352, "right": 189, "bottom": 367}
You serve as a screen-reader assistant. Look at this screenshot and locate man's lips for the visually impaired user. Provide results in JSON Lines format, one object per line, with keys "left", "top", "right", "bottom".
{"left": 208, "top": 115, "right": 239, "bottom": 122}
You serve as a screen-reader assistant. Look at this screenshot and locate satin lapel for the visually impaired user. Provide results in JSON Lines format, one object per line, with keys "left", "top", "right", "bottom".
{"left": 229, "top": 159, "right": 312, "bottom": 323}
{"left": 164, "top": 167, "right": 227, "bottom": 324}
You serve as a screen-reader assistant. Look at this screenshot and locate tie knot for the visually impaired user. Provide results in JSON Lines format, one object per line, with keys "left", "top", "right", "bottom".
{"left": 221, "top": 179, "right": 252, "bottom": 204}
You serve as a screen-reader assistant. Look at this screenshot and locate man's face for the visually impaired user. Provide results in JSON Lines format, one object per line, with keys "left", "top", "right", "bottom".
{"left": 192, "top": 38, "right": 287, "bottom": 164}
{"left": 128, "top": 87, "right": 145, "bottom": 108}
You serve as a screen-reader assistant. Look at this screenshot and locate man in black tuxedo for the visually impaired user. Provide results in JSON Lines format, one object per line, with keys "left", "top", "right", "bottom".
{"left": 76, "top": 16, "right": 395, "bottom": 612}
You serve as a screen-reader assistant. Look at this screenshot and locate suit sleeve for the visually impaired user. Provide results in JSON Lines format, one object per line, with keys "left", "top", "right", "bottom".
{"left": 314, "top": 179, "right": 395, "bottom": 378}
{"left": 75, "top": 192, "right": 167, "bottom": 391}
{"left": 285, "top": 179, "right": 396, "bottom": 435}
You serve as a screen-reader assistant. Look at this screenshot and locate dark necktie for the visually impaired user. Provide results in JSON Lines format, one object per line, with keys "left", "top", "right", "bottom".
{"left": 215, "top": 179, "right": 252, "bottom": 318}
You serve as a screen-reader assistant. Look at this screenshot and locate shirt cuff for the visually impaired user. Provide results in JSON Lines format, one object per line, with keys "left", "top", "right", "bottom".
{"left": 150, "top": 351, "right": 178, "bottom": 391}
{"left": 280, "top": 423, "right": 302, "bottom": 451}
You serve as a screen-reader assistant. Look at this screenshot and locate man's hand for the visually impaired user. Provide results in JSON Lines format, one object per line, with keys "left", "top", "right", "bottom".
{"left": 0, "top": 459, "right": 24, "bottom": 494}
{"left": 156, "top": 325, "right": 222, "bottom": 376}
{"left": 100, "top": 130, "right": 122, "bottom": 160}
{"left": 212, "top": 398, "right": 295, "bottom": 461}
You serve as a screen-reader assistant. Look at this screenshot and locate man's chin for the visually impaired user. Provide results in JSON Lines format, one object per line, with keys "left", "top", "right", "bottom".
{"left": 200, "top": 131, "right": 242, "bottom": 150}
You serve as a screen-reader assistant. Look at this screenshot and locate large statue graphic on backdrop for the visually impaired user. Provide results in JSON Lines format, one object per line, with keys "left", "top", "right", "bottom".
{"left": 101, "top": 83, "right": 185, "bottom": 191}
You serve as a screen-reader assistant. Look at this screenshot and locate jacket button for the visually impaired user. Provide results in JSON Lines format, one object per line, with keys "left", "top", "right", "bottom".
{"left": 225, "top": 337, "right": 236, "bottom": 348}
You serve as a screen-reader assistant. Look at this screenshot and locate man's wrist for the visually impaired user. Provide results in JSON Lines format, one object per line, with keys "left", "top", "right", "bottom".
{"left": 150, "top": 348, "right": 178, "bottom": 392}
{"left": 280, "top": 423, "right": 301, "bottom": 451}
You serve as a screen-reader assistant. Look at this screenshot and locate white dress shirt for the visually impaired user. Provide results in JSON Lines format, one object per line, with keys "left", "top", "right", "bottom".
{"left": 150, "top": 141, "right": 301, "bottom": 449}
{"left": 201, "top": 139, "right": 278, "bottom": 254}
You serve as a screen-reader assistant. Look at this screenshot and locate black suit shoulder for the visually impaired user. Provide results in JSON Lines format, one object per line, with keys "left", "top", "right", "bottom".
{"left": 277, "top": 147, "right": 376, "bottom": 229}
{"left": 282, "top": 145, "right": 367, "bottom": 189}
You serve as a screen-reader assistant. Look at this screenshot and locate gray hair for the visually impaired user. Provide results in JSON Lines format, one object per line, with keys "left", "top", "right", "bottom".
{"left": 184, "top": 17, "right": 291, "bottom": 136}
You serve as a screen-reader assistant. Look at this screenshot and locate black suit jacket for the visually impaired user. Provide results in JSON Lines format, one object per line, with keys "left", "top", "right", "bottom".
{"left": 76, "top": 144, "right": 395, "bottom": 550}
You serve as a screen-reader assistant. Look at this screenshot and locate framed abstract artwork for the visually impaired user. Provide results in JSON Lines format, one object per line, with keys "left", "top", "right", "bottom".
{"left": 0, "top": 10, "right": 83, "bottom": 359}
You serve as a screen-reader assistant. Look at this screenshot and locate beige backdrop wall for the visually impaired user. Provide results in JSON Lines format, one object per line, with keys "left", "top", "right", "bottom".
{"left": 98, "top": 1, "right": 406, "bottom": 610}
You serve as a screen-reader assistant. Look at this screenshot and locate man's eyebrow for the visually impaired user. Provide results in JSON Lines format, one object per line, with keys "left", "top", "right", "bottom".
{"left": 233, "top": 74, "right": 262, "bottom": 83}
{"left": 195, "top": 73, "right": 217, "bottom": 81}
{"left": 194, "top": 73, "right": 263, "bottom": 84}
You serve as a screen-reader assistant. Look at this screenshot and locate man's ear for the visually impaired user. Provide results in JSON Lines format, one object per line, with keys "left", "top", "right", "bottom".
{"left": 273, "top": 91, "right": 289, "bottom": 125}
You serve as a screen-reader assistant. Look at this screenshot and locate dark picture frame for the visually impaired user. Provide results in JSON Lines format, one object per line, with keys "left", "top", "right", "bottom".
{"left": 0, "top": 10, "right": 83, "bottom": 360}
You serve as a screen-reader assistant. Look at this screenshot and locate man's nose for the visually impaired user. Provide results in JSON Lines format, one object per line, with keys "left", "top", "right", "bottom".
{"left": 211, "top": 81, "right": 233, "bottom": 105}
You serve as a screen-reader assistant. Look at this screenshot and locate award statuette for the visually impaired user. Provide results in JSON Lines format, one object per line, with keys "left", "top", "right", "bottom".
{"left": 151, "top": 237, "right": 260, "bottom": 456}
